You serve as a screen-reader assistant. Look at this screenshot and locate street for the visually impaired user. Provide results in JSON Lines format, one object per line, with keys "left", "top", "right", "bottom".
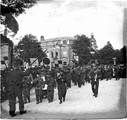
{"left": 1, "top": 1, "right": 127, "bottom": 119}
{"left": 1, "top": 78, "right": 126, "bottom": 119}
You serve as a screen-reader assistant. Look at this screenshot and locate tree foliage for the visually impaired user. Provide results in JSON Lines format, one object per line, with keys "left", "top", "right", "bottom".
{"left": 72, "top": 35, "right": 126, "bottom": 65}
{"left": 72, "top": 34, "right": 92, "bottom": 65}
{"left": 1, "top": 0, "right": 37, "bottom": 35}
{"left": 1, "top": 0, "right": 37, "bottom": 16}
{"left": 15, "top": 34, "right": 46, "bottom": 64}
{"left": 97, "top": 41, "right": 116, "bottom": 64}
{"left": 96, "top": 41, "right": 126, "bottom": 65}
{"left": 117, "top": 46, "right": 127, "bottom": 66}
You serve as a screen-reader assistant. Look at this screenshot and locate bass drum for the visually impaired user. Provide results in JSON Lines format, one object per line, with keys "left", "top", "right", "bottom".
{"left": 43, "top": 57, "right": 50, "bottom": 65}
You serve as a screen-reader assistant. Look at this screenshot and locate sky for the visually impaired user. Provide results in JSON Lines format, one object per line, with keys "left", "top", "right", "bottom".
{"left": 12, "top": 0, "right": 127, "bottom": 49}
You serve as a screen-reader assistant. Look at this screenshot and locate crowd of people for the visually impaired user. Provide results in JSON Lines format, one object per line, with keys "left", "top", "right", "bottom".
{"left": 1, "top": 59, "right": 125, "bottom": 117}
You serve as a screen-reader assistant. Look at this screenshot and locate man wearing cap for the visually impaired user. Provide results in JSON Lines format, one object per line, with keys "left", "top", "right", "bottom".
{"left": 88, "top": 63, "right": 101, "bottom": 97}
{"left": 5, "top": 59, "right": 30, "bottom": 117}
{"left": 22, "top": 75, "right": 32, "bottom": 104}
{"left": 34, "top": 74, "right": 44, "bottom": 104}
{"left": 46, "top": 74, "right": 55, "bottom": 103}
{"left": 56, "top": 70, "right": 67, "bottom": 104}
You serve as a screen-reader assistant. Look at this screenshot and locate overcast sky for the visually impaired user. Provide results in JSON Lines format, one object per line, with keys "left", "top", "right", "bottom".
{"left": 14, "top": 0, "right": 127, "bottom": 49}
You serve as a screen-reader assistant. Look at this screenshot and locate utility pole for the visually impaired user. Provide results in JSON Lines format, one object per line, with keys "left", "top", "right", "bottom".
{"left": 59, "top": 44, "right": 62, "bottom": 59}
{"left": 68, "top": 40, "right": 70, "bottom": 65}
{"left": 113, "top": 58, "right": 116, "bottom": 66}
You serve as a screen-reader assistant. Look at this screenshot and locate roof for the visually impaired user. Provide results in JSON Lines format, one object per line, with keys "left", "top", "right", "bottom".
{"left": 1, "top": 34, "right": 13, "bottom": 47}
{"left": 44, "top": 36, "right": 76, "bottom": 42}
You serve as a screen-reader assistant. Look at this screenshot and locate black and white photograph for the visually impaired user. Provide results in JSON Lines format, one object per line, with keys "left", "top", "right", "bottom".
{"left": 0, "top": 0, "right": 127, "bottom": 119}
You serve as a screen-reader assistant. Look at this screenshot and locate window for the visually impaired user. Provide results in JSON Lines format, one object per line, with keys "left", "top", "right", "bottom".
{"left": 56, "top": 52, "right": 58, "bottom": 58}
{"left": 63, "top": 40, "right": 67, "bottom": 44}
{"left": 63, "top": 62, "right": 67, "bottom": 65}
{"left": 51, "top": 51, "right": 53, "bottom": 58}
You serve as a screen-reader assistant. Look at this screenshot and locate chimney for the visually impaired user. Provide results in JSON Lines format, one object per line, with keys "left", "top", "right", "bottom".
{"left": 40, "top": 36, "right": 44, "bottom": 41}
{"left": 91, "top": 33, "right": 94, "bottom": 39}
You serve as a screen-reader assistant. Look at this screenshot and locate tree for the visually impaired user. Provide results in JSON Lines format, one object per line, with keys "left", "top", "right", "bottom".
{"left": 98, "top": 41, "right": 116, "bottom": 64}
{"left": 1, "top": 4, "right": 19, "bottom": 36}
{"left": 113, "top": 49, "right": 121, "bottom": 65}
{"left": 1, "top": 0, "right": 37, "bottom": 36}
{"left": 72, "top": 34, "right": 92, "bottom": 65}
{"left": 1, "top": 1, "right": 37, "bottom": 68}
{"left": 117, "top": 46, "right": 127, "bottom": 66}
{"left": 15, "top": 34, "right": 46, "bottom": 65}
{"left": 1, "top": 0, "right": 37, "bottom": 16}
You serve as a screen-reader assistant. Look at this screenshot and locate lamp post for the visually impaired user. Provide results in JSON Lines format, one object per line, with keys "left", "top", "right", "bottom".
{"left": 56, "top": 41, "right": 62, "bottom": 60}
{"left": 90, "top": 51, "right": 95, "bottom": 55}
{"left": 90, "top": 49, "right": 96, "bottom": 65}
{"left": 67, "top": 40, "right": 71, "bottom": 65}
{"left": 113, "top": 58, "right": 116, "bottom": 66}
{"left": 59, "top": 45, "right": 62, "bottom": 59}
{"left": 90, "top": 50, "right": 95, "bottom": 59}
{"left": 20, "top": 43, "right": 25, "bottom": 65}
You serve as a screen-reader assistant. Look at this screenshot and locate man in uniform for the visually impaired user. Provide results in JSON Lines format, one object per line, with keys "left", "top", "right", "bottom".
{"left": 100, "top": 65, "right": 105, "bottom": 80}
{"left": 106, "top": 65, "right": 112, "bottom": 81}
{"left": 114, "top": 66, "right": 120, "bottom": 80}
{"left": 50, "top": 68, "right": 57, "bottom": 89}
{"left": 46, "top": 74, "right": 55, "bottom": 103}
{"left": 85, "top": 65, "right": 91, "bottom": 83}
{"left": 22, "top": 75, "right": 31, "bottom": 104}
{"left": 77, "top": 67, "right": 82, "bottom": 88}
{"left": 5, "top": 59, "right": 29, "bottom": 117}
{"left": 88, "top": 63, "right": 101, "bottom": 97}
{"left": 56, "top": 70, "right": 67, "bottom": 104}
{"left": 73, "top": 67, "right": 78, "bottom": 85}
{"left": 34, "top": 74, "right": 44, "bottom": 104}
{"left": 66, "top": 69, "right": 72, "bottom": 88}
{"left": 71, "top": 67, "right": 75, "bottom": 85}
{"left": 80, "top": 66, "right": 86, "bottom": 85}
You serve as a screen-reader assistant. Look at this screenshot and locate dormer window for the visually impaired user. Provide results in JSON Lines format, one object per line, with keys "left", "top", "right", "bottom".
{"left": 63, "top": 40, "right": 67, "bottom": 45}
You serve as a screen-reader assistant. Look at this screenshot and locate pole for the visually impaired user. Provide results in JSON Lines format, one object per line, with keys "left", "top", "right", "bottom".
{"left": 68, "top": 44, "right": 70, "bottom": 65}
{"left": 23, "top": 45, "right": 25, "bottom": 68}
{"left": 59, "top": 45, "right": 62, "bottom": 59}
{"left": 113, "top": 58, "right": 116, "bottom": 66}
{"left": 4, "top": 25, "right": 8, "bottom": 37}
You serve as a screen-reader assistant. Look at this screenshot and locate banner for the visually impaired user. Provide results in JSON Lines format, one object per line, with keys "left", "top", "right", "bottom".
{"left": 54, "top": 60, "right": 63, "bottom": 68}
{"left": 74, "top": 55, "right": 79, "bottom": 61}
{"left": 30, "top": 58, "right": 39, "bottom": 67}
{"left": 24, "top": 62, "right": 29, "bottom": 69}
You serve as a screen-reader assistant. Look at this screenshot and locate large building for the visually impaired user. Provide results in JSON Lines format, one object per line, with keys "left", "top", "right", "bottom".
{"left": 40, "top": 36, "right": 76, "bottom": 67}
{"left": 40, "top": 34, "right": 97, "bottom": 68}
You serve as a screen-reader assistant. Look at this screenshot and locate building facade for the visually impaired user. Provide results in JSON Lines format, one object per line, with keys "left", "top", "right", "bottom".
{"left": 40, "top": 34, "right": 97, "bottom": 68}
{"left": 40, "top": 36, "right": 76, "bottom": 68}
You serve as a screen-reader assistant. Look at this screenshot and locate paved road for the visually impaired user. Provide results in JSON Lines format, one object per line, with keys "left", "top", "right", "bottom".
{"left": 1, "top": 79, "right": 126, "bottom": 119}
